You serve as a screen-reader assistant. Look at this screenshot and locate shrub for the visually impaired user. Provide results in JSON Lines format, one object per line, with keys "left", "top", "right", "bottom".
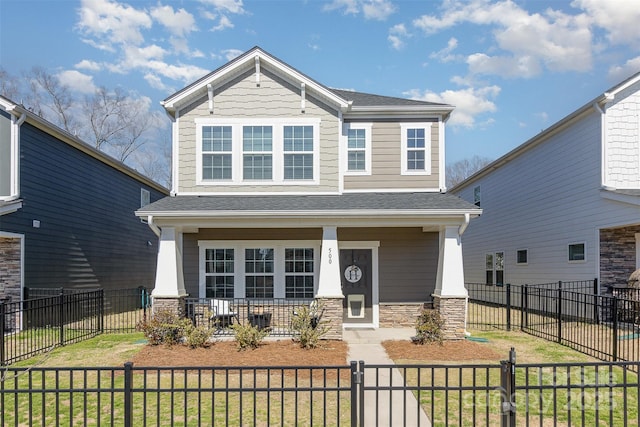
{"left": 137, "top": 309, "right": 184, "bottom": 346}
{"left": 183, "top": 321, "right": 213, "bottom": 348}
{"left": 230, "top": 323, "right": 268, "bottom": 350}
{"left": 413, "top": 309, "right": 444, "bottom": 345}
{"left": 290, "top": 302, "right": 329, "bottom": 349}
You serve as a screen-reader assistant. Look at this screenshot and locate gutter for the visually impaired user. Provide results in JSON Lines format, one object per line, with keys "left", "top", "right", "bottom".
{"left": 147, "top": 215, "right": 161, "bottom": 237}
{"left": 458, "top": 213, "right": 470, "bottom": 236}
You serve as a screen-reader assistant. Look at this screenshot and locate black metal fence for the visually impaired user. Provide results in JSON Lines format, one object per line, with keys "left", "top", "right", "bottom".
{"left": 185, "top": 297, "right": 315, "bottom": 337}
{"left": 1, "top": 287, "right": 150, "bottom": 366}
{"left": 468, "top": 281, "right": 640, "bottom": 367}
{"left": 2, "top": 350, "right": 638, "bottom": 426}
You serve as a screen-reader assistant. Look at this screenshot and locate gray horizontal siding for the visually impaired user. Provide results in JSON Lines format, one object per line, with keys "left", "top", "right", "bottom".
{"left": 1, "top": 121, "right": 166, "bottom": 290}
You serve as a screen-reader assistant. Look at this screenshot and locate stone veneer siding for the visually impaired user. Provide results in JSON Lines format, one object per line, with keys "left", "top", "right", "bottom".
{"left": 378, "top": 302, "right": 431, "bottom": 328}
{"left": 433, "top": 295, "right": 467, "bottom": 340}
{"left": 317, "top": 297, "right": 343, "bottom": 340}
{"left": 0, "top": 237, "right": 21, "bottom": 302}
{"left": 152, "top": 296, "right": 186, "bottom": 318}
{"left": 600, "top": 226, "right": 640, "bottom": 288}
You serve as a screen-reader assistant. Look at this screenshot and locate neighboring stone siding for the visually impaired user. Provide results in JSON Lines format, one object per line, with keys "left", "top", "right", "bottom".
{"left": 600, "top": 226, "right": 640, "bottom": 288}
{"left": 317, "top": 297, "right": 343, "bottom": 340}
{"left": 433, "top": 295, "right": 467, "bottom": 340}
{"left": 379, "top": 303, "right": 430, "bottom": 328}
{"left": 0, "top": 237, "right": 21, "bottom": 302}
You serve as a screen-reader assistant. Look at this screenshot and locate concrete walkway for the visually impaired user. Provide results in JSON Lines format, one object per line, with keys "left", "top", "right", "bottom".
{"left": 343, "top": 328, "right": 431, "bottom": 427}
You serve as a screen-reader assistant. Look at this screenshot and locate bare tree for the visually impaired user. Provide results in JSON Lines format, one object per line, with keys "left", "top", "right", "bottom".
{"left": 25, "top": 67, "right": 78, "bottom": 134}
{"left": 0, "top": 67, "right": 20, "bottom": 100}
{"left": 446, "top": 155, "right": 493, "bottom": 189}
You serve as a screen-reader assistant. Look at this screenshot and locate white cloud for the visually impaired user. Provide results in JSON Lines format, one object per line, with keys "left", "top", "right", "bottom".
{"left": 608, "top": 56, "right": 640, "bottom": 82}
{"left": 76, "top": 0, "right": 152, "bottom": 48}
{"left": 75, "top": 59, "right": 101, "bottom": 71}
{"left": 56, "top": 70, "right": 97, "bottom": 94}
{"left": 324, "top": 0, "right": 395, "bottom": 21}
{"left": 388, "top": 23, "right": 408, "bottom": 50}
{"left": 404, "top": 84, "right": 500, "bottom": 128}
{"left": 151, "top": 5, "right": 196, "bottom": 38}
{"left": 221, "top": 49, "right": 244, "bottom": 61}
{"left": 144, "top": 73, "right": 172, "bottom": 92}
{"left": 573, "top": 0, "right": 640, "bottom": 45}
{"left": 412, "top": 0, "right": 594, "bottom": 77}
{"left": 198, "top": 0, "right": 245, "bottom": 15}
{"left": 212, "top": 15, "right": 234, "bottom": 31}
{"left": 430, "top": 37, "right": 459, "bottom": 63}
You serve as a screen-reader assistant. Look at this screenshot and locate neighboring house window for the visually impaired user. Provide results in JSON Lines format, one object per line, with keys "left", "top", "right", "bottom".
{"left": 400, "top": 123, "right": 432, "bottom": 175}
{"left": 202, "top": 125, "right": 232, "bottom": 180}
{"left": 568, "top": 242, "right": 586, "bottom": 262}
{"left": 204, "top": 249, "right": 235, "bottom": 298}
{"left": 516, "top": 249, "right": 528, "bottom": 265}
{"left": 486, "top": 252, "right": 504, "bottom": 285}
{"left": 245, "top": 248, "right": 275, "bottom": 298}
{"left": 344, "top": 123, "right": 372, "bottom": 175}
{"left": 140, "top": 188, "right": 150, "bottom": 208}
{"left": 243, "top": 126, "right": 273, "bottom": 180}
{"left": 195, "top": 118, "right": 319, "bottom": 185}
{"left": 473, "top": 186, "right": 481, "bottom": 207}
{"left": 285, "top": 248, "right": 315, "bottom": 298}
{"left": 283, "top": 125, "right": 313, "bottom": 180}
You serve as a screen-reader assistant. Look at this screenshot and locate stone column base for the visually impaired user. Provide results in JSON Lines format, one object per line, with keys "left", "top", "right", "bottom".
{"left": 433, "top": 295, "right": 467, "bottom": 340}
{"left": 151, "top": 295, "right": 186, "bottom": 318}
{"left": 317, "top": 297, "right": 344, "bottom": 340}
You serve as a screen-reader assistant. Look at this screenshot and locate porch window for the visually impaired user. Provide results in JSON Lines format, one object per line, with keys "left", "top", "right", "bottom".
{"left": 283, "top": 126, "right": 313, "bottom": 180}
{"left": 400, "top": 123, "right": 432, "bottom": 175}
{"left": 202, "top": 126, "right": 232, "bottom": 180}
{"left": 243, "top": 126, "right": 273, "bottom": 180}
{"left": 245, "top": 248, "right": 275, "bottom": 298}
{"left": 285, "top": 248, "right": 314, "bottom": 298}
{"left": 204, "top": 249, "right": 234, "bottom": 298}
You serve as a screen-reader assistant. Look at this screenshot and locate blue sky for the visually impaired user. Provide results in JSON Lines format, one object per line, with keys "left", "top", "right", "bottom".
{"left": 1, "top": 0, "right": 640, "bottom": 167}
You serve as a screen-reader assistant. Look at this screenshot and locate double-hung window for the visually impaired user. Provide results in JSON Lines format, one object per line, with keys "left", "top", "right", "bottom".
{"left": 283, "top": 125, "right": 313, "bottom": 180}
{"left": 202, "top": 126, "right": 232, "bottom": 180}
{"left": 285, "top": 248, "right": 315, "bottom": 298}
{"left": 400, "top": 123, "right": 432, "bottom": 175}
{"left": 245, "top": 248, "right": 275, "bottom": 298}
{"left": 204, "top": 249, "right": 235, "bottom": 298}
{"left": 485, "top": 252, "right": 504, "bottom": 285}
{"left": 243, "top": 126, "right": 273, "bottom": 180}
{"left": 344, "top": 123, "right": 372, "bottom": 175}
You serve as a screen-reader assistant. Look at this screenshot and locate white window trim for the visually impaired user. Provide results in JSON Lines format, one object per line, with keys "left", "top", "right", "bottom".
{"left": 343, "top": 122, "right": 372, "bottom": 176}
{"left": 195, "top": 118, "right": 320, "bottom": 186}
{"left": 198, "top": 240, "right": 320, "bottom": 299}
{"left": 400, "top": 122, "right": 432, "bottom": 176}
{"left": 568, "top": 241, "right": 587, "bottom": 263}
{"left": 516, "top": 248, "right": 528, "bottom": 266}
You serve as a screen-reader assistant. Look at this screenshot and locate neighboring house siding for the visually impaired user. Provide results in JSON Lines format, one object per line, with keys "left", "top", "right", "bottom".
{"left": 456, "top": 107, "right": 640, "bottom": 287}
{"left": 177, "top": 69, "right": 340, "bottom": 193}
{"left": 0, "top": 122, "right": 164, "bottom": 290}
{"left": 344, "top": 121, "right": 440, "bottom": 191}
{"left": 605, "top": 81, "right": 640, "bottom": 189}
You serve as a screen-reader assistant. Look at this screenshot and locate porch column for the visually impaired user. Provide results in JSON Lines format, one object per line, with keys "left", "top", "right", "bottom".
{"left": 317, "top": 226, "right": 344, "bottom": 340}
{"left": 433, "top": 225, "right": 468, "bottom": 339}
{"left": 152, "top": 226, "right": 187, "bottom": 316}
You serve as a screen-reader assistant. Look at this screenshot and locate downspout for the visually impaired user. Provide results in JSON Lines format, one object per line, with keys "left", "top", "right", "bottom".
{"left": 147, "top": 215, "right": 161, "bottom": 237}
{"left": 458, "top": 213, "right": 470, "bottom": 236}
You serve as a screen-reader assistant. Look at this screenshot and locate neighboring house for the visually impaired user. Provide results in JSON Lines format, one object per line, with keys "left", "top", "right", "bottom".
{"left": 137, "top": 47, "right": 481, "bottom": 338}
{"left": 452, "top": 73, "right": 640, "bottom": 291}
{"left": 0, "top": 95, "right": 168, "bottom": 305}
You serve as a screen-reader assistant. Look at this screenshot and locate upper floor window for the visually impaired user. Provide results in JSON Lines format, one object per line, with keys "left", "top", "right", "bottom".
{"left": 284, "top": 125, "right": 313, "bottom": 180}
{"left": 196, "top": 118, "right": 319, "bottom": 185}
{"left": 400, "top": 123, "right": 432, "bottom": 175}
{"left": 140, "top": 188, "right": 150, "bottom": 208}
{"left": 473, "top": 186, "right": 481, "bottom": 207}
{"left": 202, "top": 125, "right": 232, "bottom": 180}
{"left": 344, "top": 123, "right": 372, "bottom": 175}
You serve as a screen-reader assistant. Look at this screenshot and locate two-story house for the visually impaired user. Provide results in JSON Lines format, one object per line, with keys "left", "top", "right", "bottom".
{"left": 452, "top": 72, "right": 640, "bottom": 291}
{"left": 137, "top": 47, "right": 481, "bottom": 339}
{"left": 0, "top": 95, "right": 167, "bottom": 305}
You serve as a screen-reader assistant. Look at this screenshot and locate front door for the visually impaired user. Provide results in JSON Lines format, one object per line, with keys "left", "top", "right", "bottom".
{"left": 340, "top": 249, "right": 372, "bottom": 324}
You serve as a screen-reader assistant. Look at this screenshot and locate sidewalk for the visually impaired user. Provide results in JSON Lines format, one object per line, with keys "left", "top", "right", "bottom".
{"left": 344, "top": 328, "right": 432, "bottom": 427}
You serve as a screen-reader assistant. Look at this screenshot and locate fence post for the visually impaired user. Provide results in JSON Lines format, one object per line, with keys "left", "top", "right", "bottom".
{"left": 0, "top": 301, "right": 5, "bottom": 366}
{"left": 557, "top": 281, "right": 563, "bottom": 344}
{"left": 350, "top": 360, "right": 362, "bottom": 427}
{"left": 506, "top": 283, "right": 512, "bottom": 331}
{"left": 500, "top": 348, "right": 516, "bottom": 427}
{"left": 58, "top": 290, "right": 65, "bottom": 346}
{"left": 98, "top": 289, "right": 104, "bottom": 334}
{"left": 612, "top": 297, "right": 618, "bottom": 362}
{"left": 593, "top": 278, "right": 600, "bottom": 324}
{"left": 123, "top": 362, "right": 133, "bottom": 427}
{"left": 522, "top": 285, "right": 528, "bottom": 330}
